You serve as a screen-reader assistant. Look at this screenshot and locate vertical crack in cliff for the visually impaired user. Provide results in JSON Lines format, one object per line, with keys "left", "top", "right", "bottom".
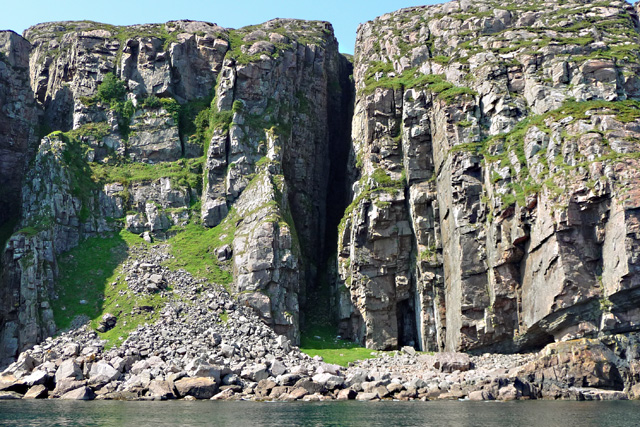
{"left": 299, "top": 54, "right": 355, "bottom": 332}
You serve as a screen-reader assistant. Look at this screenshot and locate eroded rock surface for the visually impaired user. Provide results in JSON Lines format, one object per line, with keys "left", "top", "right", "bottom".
{"left": 337, "top": 0, "right": 640, "bottom": 353}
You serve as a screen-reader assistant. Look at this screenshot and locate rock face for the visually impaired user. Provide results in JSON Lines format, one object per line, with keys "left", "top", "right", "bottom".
{"left": 198, "top": 19, "right": 352, "bottom": 341}
{"left": 5, "top": 0, "right": 640, "bottom": 374}
{"left": 336, "top": 0, "right": 640, "bottom": 352}
{"left": 0, "top": 18, "right": 352, "bottom": 363}
{"left": 0, "top": 31, "right": 39, "bottom": 226}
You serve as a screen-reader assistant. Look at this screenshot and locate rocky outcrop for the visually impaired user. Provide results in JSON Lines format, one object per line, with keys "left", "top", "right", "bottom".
{"left": 24, "top": 20, "right": 228, "bottom": 131}
{"left": 199, "top": 19, "right": 352, "bottom": 341}
{"left": 0, "top": 17, "right": 352, "bottom": 362}
{"left": 338, "top": 0, "right": 640, "bottom": 351}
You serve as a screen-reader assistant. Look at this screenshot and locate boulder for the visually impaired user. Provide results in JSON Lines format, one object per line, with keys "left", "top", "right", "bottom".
{"left": 287, "top": 387, "right": 309, "bottom": 400}
{"left": 148, "top": 380, "right": 176, "bottom": 400}
{"left": 52, "top": 379, "right": 87, "bottom": 398}
{"left": 23, "top": 370, "right": 49, "bottom": 387}
{"left": 174, "top": 377, "right": 218, "bottom": 399}
{"left": 55, "top": 360, "right": 83, "bottom": 382}
{"left": 468, "top": 390, "right": 494, "bottom": 401}
{"left": 431, "top": 353, "right": 471, "bottom": 373}
{"left": 60, "top": 386, "right": 95, "bottom": 400}
{"left": 89, "top": 362, "right": 120, "bottom": 383}
{"left": 0, "top": 391, "right": 22, "bottom": 400}
{"left": 355, "top": 392, "right": 378, "bottom": 401}
{"left": 337, "top": 388, "right": 357, "bottom": 400}
{"left": 241, "top": 364, "right": 269, "bottom": 382}
{"left": 23, "top": 385, "right": 48, "bottom": 399}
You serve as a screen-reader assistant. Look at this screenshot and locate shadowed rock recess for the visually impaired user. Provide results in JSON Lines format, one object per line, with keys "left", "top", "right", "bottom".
{"left": 5, "top": 0, "right": 640, "bottom": 402}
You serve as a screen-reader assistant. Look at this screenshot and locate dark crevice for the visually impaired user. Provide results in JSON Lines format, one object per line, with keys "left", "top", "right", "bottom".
{"left": 299, "top": 54, "right": 355, "bottom": 333}
{"left": 397, "top": 298, "right": 418, "bottom": 348}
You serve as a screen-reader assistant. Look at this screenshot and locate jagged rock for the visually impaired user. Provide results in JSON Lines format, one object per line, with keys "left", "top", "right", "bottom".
{"left": 96, "top": 313, "right": 117, "bottom": 333}
{"left": 521, "top": 339, "right": 625, "bottom": 391}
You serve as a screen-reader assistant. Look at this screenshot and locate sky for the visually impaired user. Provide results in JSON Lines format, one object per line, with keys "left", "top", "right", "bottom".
{"left": 1, "top": 0, "right": 442, "bottom": 54}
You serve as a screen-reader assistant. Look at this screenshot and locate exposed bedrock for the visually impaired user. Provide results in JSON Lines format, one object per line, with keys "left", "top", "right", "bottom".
{"left": 337, "top": 0, "right": 640, "bottom": 351}
{"left": 5, "top": 0, "right": 640, "bottom": 367}
{"left": 0, "top": 18, "right": 353, "bottom": 363}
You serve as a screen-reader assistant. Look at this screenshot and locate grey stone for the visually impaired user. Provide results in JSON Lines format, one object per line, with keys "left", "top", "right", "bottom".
{"left": 60, "top": 386, "right": 95, "bottom": 400}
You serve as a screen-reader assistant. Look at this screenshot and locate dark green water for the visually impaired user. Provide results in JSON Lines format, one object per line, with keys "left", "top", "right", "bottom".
{"left": 1, "top": 400, "right": 640, "bottom": 426}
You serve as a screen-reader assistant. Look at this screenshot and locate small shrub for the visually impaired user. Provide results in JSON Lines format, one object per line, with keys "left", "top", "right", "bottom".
{"left": 96, "top": 73, "right": 127, "bottom": 104}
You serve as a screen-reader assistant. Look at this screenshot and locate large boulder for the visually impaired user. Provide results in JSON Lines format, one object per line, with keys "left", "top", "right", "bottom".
{"left": 174, "top": 377, "right": 218, "bottom": 399}
{"left": 60, "top": 386, "right": 95, "bottom": 400}
{"left": 55, "top": 360, "right": 83, "bottom": 382}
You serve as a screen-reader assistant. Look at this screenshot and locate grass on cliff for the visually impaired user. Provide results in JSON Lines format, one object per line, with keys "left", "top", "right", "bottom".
{"left": 53, "top": 229, "right": 164, "bottom": 348}
{"left": 163, "top": 209, "right": 238, "bottom": 288}
{"left": 450, "top": 99, "right": 640, "bottom": 209}
{"left": 300, "top": 324, "right": 379, "bottom": 367}
{"left": 90, "top": 157, "right": 204, "bottom": 190}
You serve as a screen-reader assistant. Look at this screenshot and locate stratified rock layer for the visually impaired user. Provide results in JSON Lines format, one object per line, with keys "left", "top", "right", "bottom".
{"left": 338, "top": 0, "right": 640, "bottom": 351}
{"left": 0, "top": 18, "right": 351, "bottom": 364}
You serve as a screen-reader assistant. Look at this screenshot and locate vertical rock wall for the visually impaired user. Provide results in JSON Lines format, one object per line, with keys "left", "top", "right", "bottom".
{"left": 0, "top": 31, "right": 39, "bottom": 225}
{"left": 340, "top": 0, "right": 640, "bottom": 352}
{"left": 200, "top": 19, "right": 352, "bottom": 341}
{"left": 0, "top": 18, "right": 352, "bottom": 363}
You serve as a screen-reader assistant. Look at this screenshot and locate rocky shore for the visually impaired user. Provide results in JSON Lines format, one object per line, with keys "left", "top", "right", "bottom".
{"left": 1, "top": 241, "right": 638, "bottom": 402}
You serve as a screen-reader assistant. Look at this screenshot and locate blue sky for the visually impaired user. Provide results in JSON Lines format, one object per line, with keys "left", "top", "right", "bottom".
{"left": 1, "top": 0, "right": 442, "bottom": 54}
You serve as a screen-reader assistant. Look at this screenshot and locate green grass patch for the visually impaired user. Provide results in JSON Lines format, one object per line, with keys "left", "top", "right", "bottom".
{"left": 300, "top": 325, "right": 379, "bottom": 367}
{"left": 361, "top": 65, "right": 477, "bottom": 102}
{"left": 163, "top": 209, "right": 238, "bottom": 287}
{"left": 93, "top": 284, "right": 164, "bottom": 349}
{"left": 54, "top": 229, "right": 164, "bottom": 348}
{"left": 90, "top": 157, "right": 204, "bottom": 190}
{"left": 219, "top": 311, "right": 229, "bottom": 324}
{"left": 53, "top": 230, "right": 152, "bottom": 330}
{"left": 450, "top": 99, "right": 640, "bottom": 209}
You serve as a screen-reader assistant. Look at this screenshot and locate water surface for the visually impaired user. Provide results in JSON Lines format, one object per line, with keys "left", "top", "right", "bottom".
{"left": 1, "top": 400, "right": 639, "bottom": 426}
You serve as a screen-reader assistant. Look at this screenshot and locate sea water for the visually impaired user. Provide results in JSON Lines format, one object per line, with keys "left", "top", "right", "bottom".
{"left": 1, "top": 400, "right": 640, "bottom": 427}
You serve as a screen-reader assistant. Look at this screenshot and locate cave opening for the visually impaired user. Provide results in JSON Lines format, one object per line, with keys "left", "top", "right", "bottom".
{"left": 397, "top": 298, "right": 418, "bottom": 348}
